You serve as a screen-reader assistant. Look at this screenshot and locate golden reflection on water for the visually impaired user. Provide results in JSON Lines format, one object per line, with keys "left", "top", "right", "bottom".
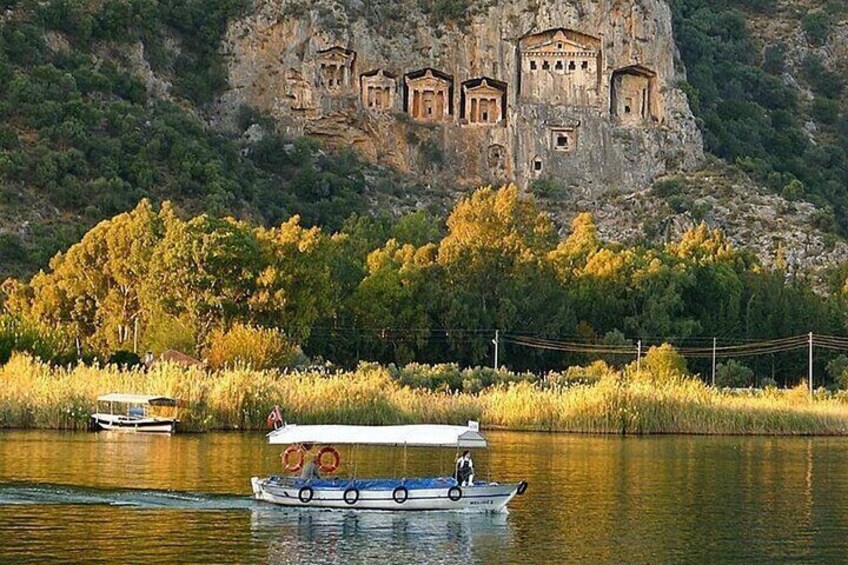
{"left": 2, "top": 430, "right": 848, "bottom": 563}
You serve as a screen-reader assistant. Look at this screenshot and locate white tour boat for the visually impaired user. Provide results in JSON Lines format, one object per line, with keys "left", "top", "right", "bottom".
{"left": 250, "top": 421, "right": 528, "bottom": 512}
{"left": 89, "top": 393, "right": 179, "bottom": 433}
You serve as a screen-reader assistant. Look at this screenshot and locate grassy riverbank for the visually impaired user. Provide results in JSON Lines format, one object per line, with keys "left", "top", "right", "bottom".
{"left": 3, "top": 353, "right": 848, "bottom": 435}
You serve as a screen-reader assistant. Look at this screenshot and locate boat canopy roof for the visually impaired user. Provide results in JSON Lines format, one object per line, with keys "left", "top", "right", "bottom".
{"left": 96, "top": 393, "right": 177, "bottom": 406}
{"left": 267, "top": 422, "right": 487, "bottom": 448}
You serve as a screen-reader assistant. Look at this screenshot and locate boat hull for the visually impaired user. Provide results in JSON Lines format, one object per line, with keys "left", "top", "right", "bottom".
{"left": 89, "top": 414, "right": 177, "bottom": 434}
{"left": 250, "top": 476, "right": 524, "bottom": 512}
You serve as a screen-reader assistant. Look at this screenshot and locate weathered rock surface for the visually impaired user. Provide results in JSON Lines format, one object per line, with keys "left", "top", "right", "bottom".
{"left": 219, "top": 0, "right": 704, "bottom": 193}
{"left": 547, "top": 163, "right": 848, "bottom": 282}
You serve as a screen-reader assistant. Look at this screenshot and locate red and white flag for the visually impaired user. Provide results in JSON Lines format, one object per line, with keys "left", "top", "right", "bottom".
{"left": 266, "top": 405, "right": 283, "bottom": 429}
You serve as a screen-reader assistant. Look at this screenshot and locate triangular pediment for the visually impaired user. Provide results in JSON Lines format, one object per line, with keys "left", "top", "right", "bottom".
{"left": 467, "top": 85, "right": 503, "bottom": 95}
{"left": 406, "top": 68, "right": 452, "bottom": 86}
{"left": 462, "top": 77, "right": 507, "bottom": 94}
{"left": 317, "top": 46, "right": 355, "bottom": 64}
{"left": 521, "top": 28, "right": 600, "bottom": 52}
{"left": 531, "top": 37, "right": 595, "bottom": 52}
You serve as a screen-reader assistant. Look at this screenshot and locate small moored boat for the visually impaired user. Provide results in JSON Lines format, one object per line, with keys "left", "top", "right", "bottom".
{"left": 90, "top": 393, "right": 179, "bottom": 433}
{"left": 250, "top": 421, "right": 528, "bottom": 512}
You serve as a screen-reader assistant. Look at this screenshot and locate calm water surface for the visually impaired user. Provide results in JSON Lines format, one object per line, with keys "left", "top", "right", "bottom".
{"left": 1, "top": 430, "right": 848, "bottom": 563}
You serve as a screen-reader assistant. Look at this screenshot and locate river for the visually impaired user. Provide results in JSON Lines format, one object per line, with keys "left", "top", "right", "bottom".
{"left": 1, "top": 430, "right": 848, "bottom": 563}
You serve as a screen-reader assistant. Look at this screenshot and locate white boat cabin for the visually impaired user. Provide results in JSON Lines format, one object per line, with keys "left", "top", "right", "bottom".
{"left": 90, "top": 393, "right": 179, "bottom": 434}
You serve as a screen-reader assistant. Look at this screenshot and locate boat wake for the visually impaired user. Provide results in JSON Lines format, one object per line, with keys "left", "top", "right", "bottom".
{"left": 0, "top": 481, "right": 254, "bottom": 510}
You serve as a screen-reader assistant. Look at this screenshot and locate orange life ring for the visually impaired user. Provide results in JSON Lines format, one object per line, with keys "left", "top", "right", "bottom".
{"left": 316, "top": 446, "right": 340, "bottom": 474}
{"left": 282, "top": 445, "right": 305, "bottom": 472}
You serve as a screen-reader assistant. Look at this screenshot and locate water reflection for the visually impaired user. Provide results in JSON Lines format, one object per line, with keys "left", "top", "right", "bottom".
{"left": 4, "top": 431, "right": 848, "bottom": 563}
{"left": 251, "top": 508, "right": 511, "bottom": 564}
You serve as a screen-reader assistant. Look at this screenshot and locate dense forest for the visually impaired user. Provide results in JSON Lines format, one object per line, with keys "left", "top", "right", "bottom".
{"left": 3, "top": 186, "right": 848, "bottom": 385}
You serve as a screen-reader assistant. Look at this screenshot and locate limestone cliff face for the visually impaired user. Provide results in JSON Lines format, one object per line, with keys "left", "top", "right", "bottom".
{"left": 220, "top": 0, "right": 703, "bottom": 194}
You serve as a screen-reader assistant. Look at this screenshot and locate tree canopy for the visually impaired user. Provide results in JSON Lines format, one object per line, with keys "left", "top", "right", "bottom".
{"left": 4, "top": 187, "right": 847, "bottom": 385}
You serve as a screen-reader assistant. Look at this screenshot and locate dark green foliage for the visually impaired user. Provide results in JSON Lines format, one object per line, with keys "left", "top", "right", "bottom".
{"left": 0, "top": 233, "right": 26, "bottom": 263}
{"left": 762, "top": 44, "right": 785, "bottom": 75}
{"left": 652, "top": 177, "right": 686, "bottom": 197}
{"left": 108, "top": 350, "right": 142, "bottom": 367}
{"left": 716, "top": 360, "right": 754, "bottom": 387}
{"left": 419, "top": 0, "right": 472, "bottom": 26}
{"left": 391, "top": 211, "right": 444, "bottom": 246}
{"left": 33, "top": 0, "right": 248, "bottom": 105}
{"left": 392, "top": 363, "right": 535, "bottom": 393}
{"left": 418, "top": 138, "right": 445, "bottom": 167}
{"left": 671, "top": 0, "right": 848, "bottom": 234}
{"left": 811, "top": 98, "right": 839, "bottom": 125}
{"left": 0, "top": 315, "right": 72, "bottom": 364}
{"left": 0, "top": 1, "right": 384, "bottom": 278}
{"left": 801, "top": 55, "right": 844, "bottom": 99}
{"left": 529, "top": 177, "right": 563, "bottom": 198}
{"left": 826, "top": 354, "right": 848, "bottom": 385}
{"left": 801, "top": 10, "right": 830, "bottom": 46}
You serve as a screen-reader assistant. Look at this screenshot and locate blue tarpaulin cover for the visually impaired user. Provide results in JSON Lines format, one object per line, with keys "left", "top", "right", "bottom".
{"left": 268, "top": 477, "right": 481, "bottom": 490}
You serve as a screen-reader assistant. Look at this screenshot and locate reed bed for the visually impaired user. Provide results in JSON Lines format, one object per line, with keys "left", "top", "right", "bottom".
{"left": 2, "top": 353, "right": 848, "bottom": 435}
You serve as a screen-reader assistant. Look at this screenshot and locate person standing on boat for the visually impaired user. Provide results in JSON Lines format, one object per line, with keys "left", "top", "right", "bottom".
{"left": 300, "top": 453, "right": 321, "bottom": 481}
{"left": 455, "top": 450, "right": 474, "bottom": 486}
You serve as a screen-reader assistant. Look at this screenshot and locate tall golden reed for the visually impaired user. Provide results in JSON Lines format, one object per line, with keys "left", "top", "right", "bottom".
{"left": 2, "top": 353, "right": 848, "bottom": 435}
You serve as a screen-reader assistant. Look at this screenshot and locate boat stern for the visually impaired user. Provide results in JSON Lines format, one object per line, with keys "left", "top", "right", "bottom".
{"left": 250, "top": 476, "right": 263, "bottom": 498}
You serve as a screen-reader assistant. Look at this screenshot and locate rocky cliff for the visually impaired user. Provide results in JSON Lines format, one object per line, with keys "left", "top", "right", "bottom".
{"left": 219, "top": 0, "right": 704, "bottom": 194}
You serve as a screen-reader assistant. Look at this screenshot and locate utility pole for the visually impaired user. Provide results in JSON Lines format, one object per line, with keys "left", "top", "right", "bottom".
{"left": 636, "top": 339, "right": 642, "bottom": 373}
{"left": 809, "top": 331, "right": 814, "bottom": 398}
{"left": 711, "top": 337, "right": 717, "bottom": 387}
{"left": 492, "top": 330, "right": 499, "bottom": 370}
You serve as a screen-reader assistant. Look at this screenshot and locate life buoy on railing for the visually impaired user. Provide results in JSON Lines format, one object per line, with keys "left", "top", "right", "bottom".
{"left": 316, "top": 446, "right": 341, "bottom": 474}
{"left": 447, "top": 486, "right": 463, "bottom": 502}
{"left": 282, "top": 445, "right": 305, "bottom": 472}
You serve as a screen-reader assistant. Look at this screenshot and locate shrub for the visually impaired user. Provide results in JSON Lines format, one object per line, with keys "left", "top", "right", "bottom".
{"left": 418, "top": 138, "right": 444, "bottom": 167}
{"left": 635, "top": 344, "right": 689, "bottom": 384}
{"left": 716, "top": 360, "right": 754, "bottom": 388}
{"left": 207, "top": 324, "right": 303, "bottom": 370}
{"left": 108, "top": 350, "right": 141, "bottom": 368}
{"left": 0, "top": 233, "right": 26, "bottom": 262}
{"left": 601, "top": 329, "right": 633, "bottom": 367}
{"left": 393, "top": 363, "right": 536, "bottom": 393}
{"left": 762, "top": 44, "right": 785, "bottom": 75}
{"left": 802, "top": 55, "right": 844, "bottom": 98}
{"left": 420, "top": 0, "right": 473, "bottom": 26}
{"left": 461, "top": 366, "right": 537, "bottom": 393}
{"left": 781, "top": 179, "right": 805, "bottom": 201}
{"left": 761, "top": 376, "right": 778, "bottom": 388}
{"left": 395, "top": 363, "right": 463, "bottom": 391}
{"left": 802, "top": 10, "right": 830, "bottom": 46}
{"left": 546, "top": 360, "right": 612, "bottom": 387}
{"left": 0, "top": 315, "right": 72, "bottom": 363}
{"left": 810, "top": 98, "right": 839, "bottom": 125}
{"left": 653, "top": 177, "right": 685, "bottom": 197}
{"left": 529, "top": 177, "right": 563, "bottom": 198}
{"left": 827, "top": 355, "right": 848, "bottom": 389}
